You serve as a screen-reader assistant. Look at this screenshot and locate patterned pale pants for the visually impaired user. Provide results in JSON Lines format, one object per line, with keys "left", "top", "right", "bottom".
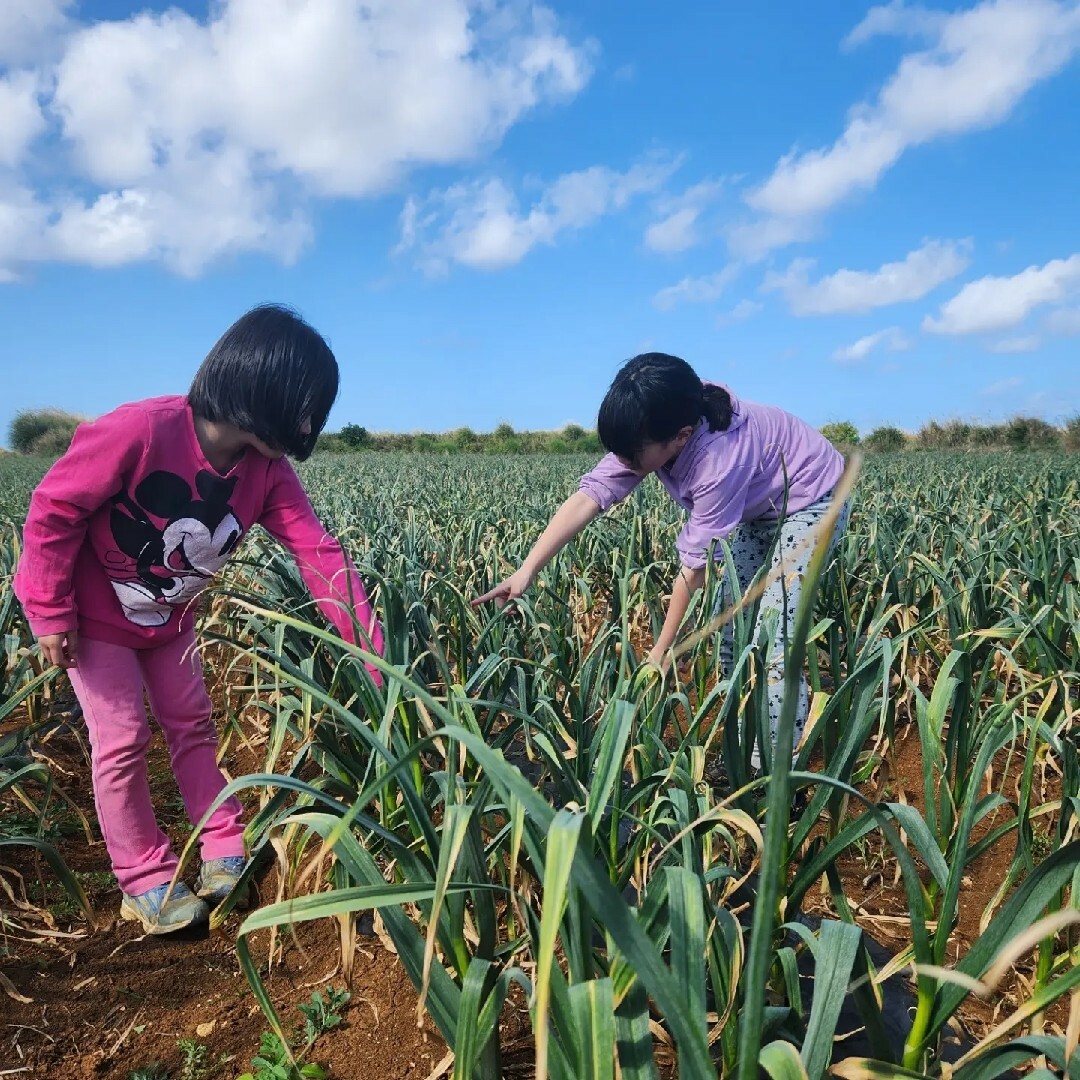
{"left": 714, "top": 491, "right": 850, "bottom": 770}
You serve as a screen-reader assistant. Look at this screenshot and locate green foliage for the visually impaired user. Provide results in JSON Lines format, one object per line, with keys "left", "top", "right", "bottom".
{"left": 8, "top": 409, "right": 85, "bottom": 456}
{"left": 863, "top": 425, "right": 907, "bottom": 452}
{"left": 173, "top": 449, "right": 1079, "bottom": 1078}
{"left": 126, "top": 1067, "right": 170, "bottom": 1080}
{"left": 313, "top": 416, "right": 1074, "bottom": 456}
{"left": 6, "top": 450, "right": 1080, "bottom": 1078}
{"left": 915, "top": 415, "right": 1065, "bottom": 451}
{"left": 296, "top": 988, "right": 350, "bottom": 1046}
{"left": 236, "top": 1031, "right": 326, "bottom": 1080}
{"left": 0, "top": 521, "right": 93, "bottom": 922}
{"left": 0, "top": 456, "right": 51, "bottom": 516}
{"left": 819, "top": 421, "right": 860, "bottom": 447}
{"left": 1066, "top": 415, "right": 1080, "bottom": 451}
{"left": 338, "top": 423, "right": 371, "bottom": 449}
{"left": 1005, "top": 415, "right": 1060, "bottom": 450}
{"left": 175, "top": 1038, "right": 231, "bottom": 1080}
{"left": 234, "top": 989, "right": 348, "bottom": 1080}
{"left": 317, "top": 422, "right": 600, "bottom": 455}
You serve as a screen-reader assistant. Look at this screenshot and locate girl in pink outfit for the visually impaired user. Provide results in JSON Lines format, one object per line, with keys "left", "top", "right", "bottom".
{"left": 14, "top": 305, "right": 384, "bottom": 934}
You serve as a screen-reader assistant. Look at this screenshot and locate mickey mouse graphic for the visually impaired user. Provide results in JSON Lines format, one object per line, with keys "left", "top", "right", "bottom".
{"left": 107, "top": 470, "right": 244, "bottom": 627}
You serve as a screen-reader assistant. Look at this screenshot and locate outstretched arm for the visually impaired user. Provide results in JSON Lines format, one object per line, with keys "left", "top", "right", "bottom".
{"left": 259, "top": 461, "right": 384, "bottom": 681}
{"left": 473, "top": 491, "right": 601, "bottom": 606}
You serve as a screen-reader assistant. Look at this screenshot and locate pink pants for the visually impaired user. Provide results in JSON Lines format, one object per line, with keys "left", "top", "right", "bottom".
{"left": 68, "top": 632, "right": 245, "bottom": 895}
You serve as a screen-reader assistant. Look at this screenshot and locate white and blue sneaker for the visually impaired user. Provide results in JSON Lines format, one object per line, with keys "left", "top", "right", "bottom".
{"left": 195, "top": 856, "right": 250, "bottom": 909}
{"left": 119, "top": 881, "right": 209, "bottom": 934}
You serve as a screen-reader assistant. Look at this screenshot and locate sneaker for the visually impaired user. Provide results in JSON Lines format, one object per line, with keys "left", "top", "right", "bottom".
{"left": 195, "top": 856, "right": 250, "bottom": 909}
{"left": 119, "top": 881, "right": 209, "bottom": 935}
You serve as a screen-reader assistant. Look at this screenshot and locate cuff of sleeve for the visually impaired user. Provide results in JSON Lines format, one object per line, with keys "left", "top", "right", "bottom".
{"left": 28, "top": 614, "right": 78, "bottom": 638}
{"left": 679, "top": 553, "right": 708, "bottom": 570}
{"left": 578, "top": 480, "right": 613, "bottom": 511}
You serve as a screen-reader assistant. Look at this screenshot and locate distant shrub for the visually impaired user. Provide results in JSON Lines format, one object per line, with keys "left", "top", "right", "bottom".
{"left": 8, "top": 409, "right": 85, "bottom": 456}
{"left": 915, "top": 419, "right": 977, "bottom": 449}
{"left": 315, "top": 433, "right": 351, "bottom": 454}
{"left": 491, "top": 423, "right": 523, "bottom": 454}
{"left": 312, "top": 415, "right": 1074, "bottom": 455}
{"left": 864, "top": 426, "right": 907, "bottom": 453}
{"left": 1065, "top": 416, "right": 1080, "bottom": 452}
{"left": 451, "top": 427, "right": 478, "bottom": 451}
{"left": 912, "top": 416, "right": 1061, "bottom": 452}
{"left": 339, "top": 423, "right": 371, "bottom": 449}
{"left": 1005, "top": 416, "right": 1060, "bottom": 451}
{"left": 820, "top": 421, "right": 860, "bottom": 448}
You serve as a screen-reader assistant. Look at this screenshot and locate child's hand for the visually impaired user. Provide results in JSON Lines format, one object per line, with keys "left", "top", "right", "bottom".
{"left": 39, "top": 630, "right": 78, "bottom": 668}
{"left": 645, "top": 646, "right": 672, "bottom": 677}
{"left": 472, "top": 567, "right": 533, "bottom": 608}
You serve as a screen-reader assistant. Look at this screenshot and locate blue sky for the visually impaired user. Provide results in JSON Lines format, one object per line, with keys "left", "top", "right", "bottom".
{"left": 1, "top": 0, "right": 1079, "bottom": 446}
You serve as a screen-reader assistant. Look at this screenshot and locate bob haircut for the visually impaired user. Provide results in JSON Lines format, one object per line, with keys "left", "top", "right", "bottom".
{"left": 188, "top": 304, "right": 339, "bottom": 461}
{"left": 597, "top": 353, "right": 731, "bottom": 461}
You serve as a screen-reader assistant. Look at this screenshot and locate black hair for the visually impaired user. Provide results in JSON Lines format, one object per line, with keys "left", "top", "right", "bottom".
{"left": 596, "top": 353, "right": 731, "bottom": 460}
{"left": 188, "top": 304, "right": 339, "bottom": 461}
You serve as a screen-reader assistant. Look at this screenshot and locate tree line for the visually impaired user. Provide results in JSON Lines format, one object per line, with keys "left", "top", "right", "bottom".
{"left": 6, "top": 409, "right": 1080, "bottom": 458}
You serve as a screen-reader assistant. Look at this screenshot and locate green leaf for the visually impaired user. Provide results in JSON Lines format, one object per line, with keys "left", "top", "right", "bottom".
{"left": 614, "top": 979, "right": 659, "bottom": 1080}
{"left": 801, "top": 920, "right": 862, "bottom": 1080}
{"left": 585, "top": 699, "right": 634, "bottom": 833}
{"left": 665, "top": 867, "right": 708, "bottom": 1049}
{"left": 567, "top": 978, "right": 616, "bottom": 1080}
{"left": 758, "top": 1040, "right": 809, "bottom": 1080}
{"left": 535, "top": 808, "right": 585, "bottom": 1080}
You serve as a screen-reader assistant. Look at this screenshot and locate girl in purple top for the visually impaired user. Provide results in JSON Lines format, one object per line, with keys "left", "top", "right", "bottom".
{"left": 475, "top": 352, "right": 849, "bottom": 770}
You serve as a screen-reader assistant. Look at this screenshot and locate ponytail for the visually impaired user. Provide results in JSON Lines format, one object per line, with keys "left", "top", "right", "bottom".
{"left": 598, "top": 354, "right": 731, "bottom": 456}
{"left": 701, "top": 383, "right": 732, "bottom": 432}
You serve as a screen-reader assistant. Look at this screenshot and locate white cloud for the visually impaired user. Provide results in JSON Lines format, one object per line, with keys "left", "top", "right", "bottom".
{"left": 842, "top": 2, "right": 948, "bottom": 50}
{"left": 716, "top": 299, "right": 763, "bottom": 326}
{"left": 980, "top": 375, "right": 1024, "bottom": 395}
{"left": 764, "top": 239, "right": 969, "bottom": 316}
{"left": 832, "top": 326, "right": 911, "bottom": 363}
{"left": 0, "top": 185, "right": 49, "bottom": 281}
{"left": 923, "top": 254, "right": 1080, "bottom": 334}
{"left": 0, "top": 72, "right": 46, "bottom": 169}
{"left": 47, "top": 152, "right": 312, "bottom": 277}
{"left": 644, "top": 178, "right": 724, "bottom": 254}
{"left": 652, "top": 264, "right": 740, "bottom": 311}
{"left": 51, "top": 1, "right": 592, "bottom": 196}
{"left": 1045, "top": 306, "right": 1080, "bottom": 337}
{"left": 0, "top": 0, "right": 73, "bottom": 65}
{"left": 0, "top": 0, "right": 594, "bottom": 278}
{"left": 399, "top": 158, "right": 677, "bottom": 274}
{"left": 727, "top": 215, "right": 818, "bottom": 262}
{"left": 740, "top": 0, "right": 1080, "bottom": 256}
{"left": 989, "top": 335, "right": 1041, "bottom": 353}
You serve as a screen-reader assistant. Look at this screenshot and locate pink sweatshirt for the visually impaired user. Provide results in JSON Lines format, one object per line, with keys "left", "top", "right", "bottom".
{"left": 579, "top": 385, "right": 845, "bottom": 569}
{"left": 14, "top": 396, "right": 384, "bottom": 665}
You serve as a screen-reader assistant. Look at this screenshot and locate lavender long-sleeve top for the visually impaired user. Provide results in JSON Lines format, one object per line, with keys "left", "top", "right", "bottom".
{"left": 578, "top": 385, "right": 844, "bottom": 568}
